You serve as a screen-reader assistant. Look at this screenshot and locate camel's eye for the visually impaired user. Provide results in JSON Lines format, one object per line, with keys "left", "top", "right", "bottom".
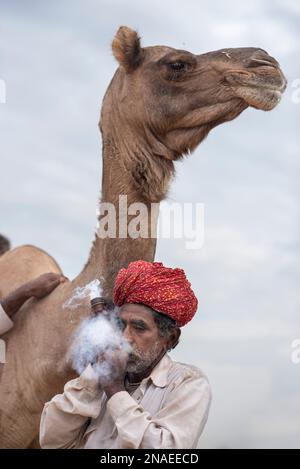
{"left": 159, "top": 56, "right": 195, "bottom": 81}
{"left": 169, "top": 62, "right": 187, "bottom": 71}
{"left": 166, "top": 61, "right": 190, "bottom": 81}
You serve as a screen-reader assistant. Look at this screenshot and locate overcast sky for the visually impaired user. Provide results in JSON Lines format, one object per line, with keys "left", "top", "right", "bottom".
{"left": 1, "top": 0, "right": 299, "bottom": 448}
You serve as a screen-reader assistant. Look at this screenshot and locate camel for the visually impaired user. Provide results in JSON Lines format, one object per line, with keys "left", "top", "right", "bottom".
{"left": 0, "top": 245, "right": 62, "bottom": 298}
{"left": 0, "top": 27, "right": 286, "bottom": 448}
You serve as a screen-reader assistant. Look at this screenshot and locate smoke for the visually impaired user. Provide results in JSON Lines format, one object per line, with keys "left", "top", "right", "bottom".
{"left": 63, "top": 279, "right": 103, "bottom": 310}
{"left": 69, "top": 310, "right": 132, "bottom": 384}
{"left": 65, "top": 278, "right": 131, "bottom": 384}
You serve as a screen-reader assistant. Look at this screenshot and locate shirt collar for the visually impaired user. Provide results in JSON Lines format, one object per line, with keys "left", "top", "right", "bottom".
{"left": 145, "top": 353, "right": 173, "bottom": 388}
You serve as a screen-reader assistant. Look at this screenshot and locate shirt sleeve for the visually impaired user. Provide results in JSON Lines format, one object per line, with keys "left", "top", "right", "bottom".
{"left": 107, "top": 371, "right": 212, "bottom": 449}
{"left": 0, "top": 304, "right": 13, "bottom": 336}
{"left": 39, "top": 365, "right": 104, "bottom": 449}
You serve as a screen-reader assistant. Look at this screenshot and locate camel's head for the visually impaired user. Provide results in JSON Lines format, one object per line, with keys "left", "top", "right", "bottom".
{"left": 105, "top": 26, "right": 287, "bottom": 159}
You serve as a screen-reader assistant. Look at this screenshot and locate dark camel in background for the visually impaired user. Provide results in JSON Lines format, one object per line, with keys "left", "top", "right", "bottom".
{"left": 0, "top": 235, "right": 10, "bottom": 257}
{"left": 0, "top": 27, "right": 286, "bottom": 447}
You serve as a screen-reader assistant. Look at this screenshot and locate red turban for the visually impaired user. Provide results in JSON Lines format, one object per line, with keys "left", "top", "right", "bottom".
{"left": 113, "top": 260, "right": 198, "bottom": 327}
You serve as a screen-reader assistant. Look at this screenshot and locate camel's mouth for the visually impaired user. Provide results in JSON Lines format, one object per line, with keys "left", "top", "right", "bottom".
{"left": 225, "top": 68, "right": 287, "bottom": 111}
{"left": 241, "top": 85, "right": 284, "bottom": 110}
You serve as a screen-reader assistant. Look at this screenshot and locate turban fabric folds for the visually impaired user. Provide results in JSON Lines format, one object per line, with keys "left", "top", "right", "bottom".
{"left": 113, "top": 260, "right": 198, "bottom": 327}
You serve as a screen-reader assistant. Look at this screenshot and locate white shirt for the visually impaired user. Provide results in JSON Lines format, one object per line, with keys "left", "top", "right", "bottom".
{"left": 0, "top": 304, "right": 13, "bottom": 336}
{"left": 40, "top": 354, "right": 212, "bottom": 449}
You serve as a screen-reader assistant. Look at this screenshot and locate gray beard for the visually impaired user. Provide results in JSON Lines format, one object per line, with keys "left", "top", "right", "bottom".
{"left": 126, "top": 341, "right": 162, "bottom": 374}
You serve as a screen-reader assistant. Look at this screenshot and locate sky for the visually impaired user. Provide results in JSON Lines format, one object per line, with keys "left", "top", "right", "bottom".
{"left": 0, "top": 0, "right": 299, "bottom": 448}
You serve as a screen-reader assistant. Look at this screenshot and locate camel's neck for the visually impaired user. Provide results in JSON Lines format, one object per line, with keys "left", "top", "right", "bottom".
{"left": 76, "top": 125, "right": 175, "bottom": 298}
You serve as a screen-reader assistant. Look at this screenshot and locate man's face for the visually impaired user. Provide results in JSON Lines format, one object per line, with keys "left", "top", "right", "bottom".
{"left": 118, "top": 303, "right": 169, "bottom": 374}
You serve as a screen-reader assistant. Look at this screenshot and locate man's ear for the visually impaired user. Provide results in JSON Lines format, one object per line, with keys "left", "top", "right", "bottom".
{"left": 167, "top": 328, "right": 181, "bottom": 351}
{"left": 112, "top": 26, "right": 144, "bottom": 72}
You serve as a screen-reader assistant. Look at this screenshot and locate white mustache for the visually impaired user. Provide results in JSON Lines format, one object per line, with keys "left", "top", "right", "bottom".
{"left": 129, "top": 352, "right": 142, "bottom": 361}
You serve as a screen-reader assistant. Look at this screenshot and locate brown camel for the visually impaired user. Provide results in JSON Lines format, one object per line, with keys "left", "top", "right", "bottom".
{"left": 0, "top": 245, "right": 62, "bottom": 298}
{"left": 0, "top": 27, "right": 286, "bottom": 447}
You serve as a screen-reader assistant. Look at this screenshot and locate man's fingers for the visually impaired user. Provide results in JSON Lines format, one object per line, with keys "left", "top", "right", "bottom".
{"left": 44, "top": 274, "right": 68, "bottom": 289}
{"left": 60, "top": 275, "right": 69, "bottom": 283}
{"left": 49, "top": 278, "right": 62, "bottom": 288}
{"left": 48, "top": 275, "right": 69, "bottom": 288}
{"left": 38, "top": 273, "right": 58, "bottom": 282}
{"left": 39, "top": 273, "right": 68, "bottom": 283}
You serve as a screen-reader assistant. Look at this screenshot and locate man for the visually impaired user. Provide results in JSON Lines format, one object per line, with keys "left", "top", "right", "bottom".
{"left": 0, "top": 273, "right": 67, "bottom": 336}
{"left": 40, "top": 261, "right": 212, "bottom": 449}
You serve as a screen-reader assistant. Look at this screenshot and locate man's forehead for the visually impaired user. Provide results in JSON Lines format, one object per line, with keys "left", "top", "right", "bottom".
{"left": 119, "top": 303, "right": 154, "bottom": 322}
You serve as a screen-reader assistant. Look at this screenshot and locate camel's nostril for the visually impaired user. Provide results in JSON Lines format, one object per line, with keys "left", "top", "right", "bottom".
{"left": 248, "top": 51, "right": 279, "bottom": 69}
{"left": 249, "top": 58, "right": 278, "bottom": 68}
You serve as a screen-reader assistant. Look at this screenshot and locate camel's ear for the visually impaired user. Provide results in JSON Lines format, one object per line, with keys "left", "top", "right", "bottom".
{"left": 112, "top": 26, "right": 143, "bottom": 72}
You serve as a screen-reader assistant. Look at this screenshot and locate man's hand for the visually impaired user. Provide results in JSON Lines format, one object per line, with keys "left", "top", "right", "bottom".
{"left": 1, "top": 273, "right": 68, "bottom": 319}
{"left": 25, "top": 273, "right": 68, "bottom": 299}
{"left": 97, "top": 348, "right": 129, "bottom": 399}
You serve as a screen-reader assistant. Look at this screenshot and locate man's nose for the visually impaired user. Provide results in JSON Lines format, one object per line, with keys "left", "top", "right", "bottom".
{"left": 247, "top": 49, "right": 279, "bottom": 69}
{"left": 122, "top": 326, "right": 133, "bottom": 344}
